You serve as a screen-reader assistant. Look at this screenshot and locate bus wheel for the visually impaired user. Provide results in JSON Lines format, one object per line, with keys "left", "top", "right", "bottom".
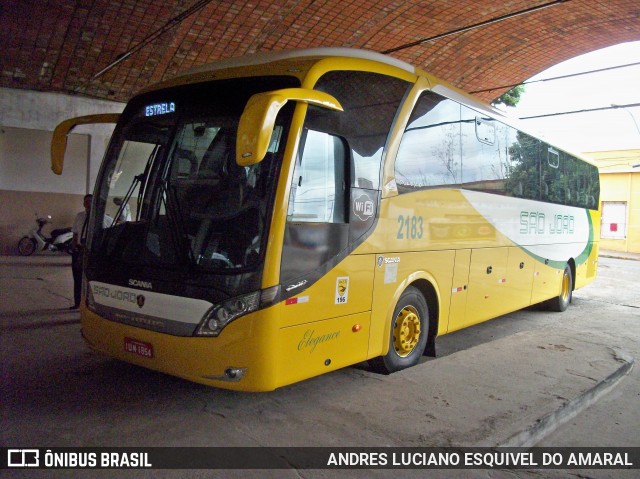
{"left": 370, "top": 286, "right": 428, "bottom": 374}
{"left": 548, "top": 264, "right": 573, "bottom": 312}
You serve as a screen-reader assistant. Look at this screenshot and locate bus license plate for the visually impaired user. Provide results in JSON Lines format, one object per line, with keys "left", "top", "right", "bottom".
{"left": 124, "top": 337, "right": 154, "bottom": 358}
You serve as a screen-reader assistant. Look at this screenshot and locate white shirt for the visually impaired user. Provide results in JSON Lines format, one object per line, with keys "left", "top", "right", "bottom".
{"left": 117, "top": 203, "right": 132, "bottom": 223}
{"left": 72, "top": 211, "right": 88, "bottom": 237}
{"left": 72, "top": 211, "right": 113, "bottom": 244}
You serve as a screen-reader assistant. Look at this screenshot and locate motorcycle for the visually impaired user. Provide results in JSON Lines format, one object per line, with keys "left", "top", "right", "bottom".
{"left": 17, "top": 215, "right": 73, "bottom": 256}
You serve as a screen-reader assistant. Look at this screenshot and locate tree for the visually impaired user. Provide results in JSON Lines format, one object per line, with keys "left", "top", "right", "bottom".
{"left": 505, "top": 130, "right": 539, "bottom": 200}
{"left": 492, "top": 85, "right": 525, "bottom": 108}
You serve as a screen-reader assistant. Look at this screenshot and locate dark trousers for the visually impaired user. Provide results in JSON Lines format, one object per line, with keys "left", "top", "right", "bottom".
{"left": 71, "top": 251, "right": 83, "bottom": 307}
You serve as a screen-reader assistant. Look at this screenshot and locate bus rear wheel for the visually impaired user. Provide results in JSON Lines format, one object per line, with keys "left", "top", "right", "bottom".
{"left": 370, "top": 286, "right": 428, "bottom": 374}
{"left": 548, "top": 264, "right": 573, "bottom": 312}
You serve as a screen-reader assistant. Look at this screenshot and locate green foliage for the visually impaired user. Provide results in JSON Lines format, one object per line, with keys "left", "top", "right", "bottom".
{"left": 505, "top": 131, "right": 540, "bottom": 199}
{"left": 492, "top": 85, "right": 525, "bottom": 108}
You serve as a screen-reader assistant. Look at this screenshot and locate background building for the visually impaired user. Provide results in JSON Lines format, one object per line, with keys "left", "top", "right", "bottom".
{"left": 585, "top": 149, "right": 640, "bottom": 254}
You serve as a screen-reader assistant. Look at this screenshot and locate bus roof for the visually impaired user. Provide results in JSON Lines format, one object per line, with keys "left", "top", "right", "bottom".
{"left": 179, "top": 47, "right": 417, "bottom": 77}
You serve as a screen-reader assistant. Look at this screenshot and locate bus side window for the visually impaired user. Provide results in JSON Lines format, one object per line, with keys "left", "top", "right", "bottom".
{"left": 395, "top": 91, "right": 462, "bottom": 192}
{"left": 541, "top": 144, "right": 563, "bottom": 204}
{"left": 506, "top": 131, "right": 541, "bottom": 201}
{"left": 287, "top": 129, "right": 347, "bottom": 223}
{"left": 460, "top": 106, "right": 504, "bottom": 191}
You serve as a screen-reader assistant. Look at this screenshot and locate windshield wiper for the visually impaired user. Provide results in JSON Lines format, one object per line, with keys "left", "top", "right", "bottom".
{"left": 112, "top": 172, "right": 143, "bottom": 223}
{"left": 159, "top": 178, "right": 195, "bottom": 267}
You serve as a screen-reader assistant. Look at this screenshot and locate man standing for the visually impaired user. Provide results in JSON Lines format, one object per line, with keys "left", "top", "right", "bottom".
{"left": 70, "top": 194, "right": 92, "bottom": 309}
{"left": 113, "top": 197, "right": 132, "bottom": 223}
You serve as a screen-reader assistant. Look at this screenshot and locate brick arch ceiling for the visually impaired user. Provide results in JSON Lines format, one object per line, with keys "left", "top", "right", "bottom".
{"left": 2, "top": 0, "right": 639, "bottom": 104}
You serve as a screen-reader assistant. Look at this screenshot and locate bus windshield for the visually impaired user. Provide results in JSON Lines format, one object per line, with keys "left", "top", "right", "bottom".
{"left": 91, "top": 77, "right": 297, "bottom": 272}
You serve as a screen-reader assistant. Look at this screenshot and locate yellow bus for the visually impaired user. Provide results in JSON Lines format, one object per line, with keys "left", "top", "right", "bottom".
{"left": 52, "top": 48, "right": 600, "bottom": 391}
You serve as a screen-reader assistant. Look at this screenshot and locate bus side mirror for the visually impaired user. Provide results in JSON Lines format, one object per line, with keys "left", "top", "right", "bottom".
{"left": 51, "top": 113, "right": 120, "bottom": 175}
{"left": 236, "top": 88, "right": 343, "bottom": 166}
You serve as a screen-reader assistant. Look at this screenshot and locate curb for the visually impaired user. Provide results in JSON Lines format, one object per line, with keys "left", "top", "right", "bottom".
{"left": 600, "top": 254, "right": 640, "bottom": 262}
{"left": 495, "top": 349, "right": 635, "bottom": 448}
{"left": 599, "top": 251, "right": 640, "bottom": 262}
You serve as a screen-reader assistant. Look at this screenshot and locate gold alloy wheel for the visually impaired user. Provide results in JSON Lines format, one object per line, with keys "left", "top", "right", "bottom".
{"left": 393, "top": 305, "right": 421, "bottom": 357}
{"left": 561, "top": 269, "right": 571, "bottom": 303}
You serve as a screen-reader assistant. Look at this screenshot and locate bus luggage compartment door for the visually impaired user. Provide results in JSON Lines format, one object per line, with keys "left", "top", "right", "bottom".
{"left": 464, "top": 247, "right": 510, "bottom": 327}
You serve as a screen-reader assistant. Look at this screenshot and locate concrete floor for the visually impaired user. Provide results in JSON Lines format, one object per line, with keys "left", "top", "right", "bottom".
{"left": 1, "top": 253, "right": 638, "bottom": 478}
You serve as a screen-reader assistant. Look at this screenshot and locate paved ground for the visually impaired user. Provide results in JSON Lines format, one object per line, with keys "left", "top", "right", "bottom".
{"left": 0, "top": 251, "right": 638, "bottom": 478}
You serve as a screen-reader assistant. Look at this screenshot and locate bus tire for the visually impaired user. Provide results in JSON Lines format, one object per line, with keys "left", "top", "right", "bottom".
{"left": 548, "top": 264, "right": 573, "bottom": 312}
{"left": 370, "top": 286, "right": 428, "bottom": 374}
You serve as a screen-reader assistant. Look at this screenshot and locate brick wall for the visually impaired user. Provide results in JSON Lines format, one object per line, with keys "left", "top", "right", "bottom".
{"left": 2, "top": 0, "right": 639, "bottom": 103}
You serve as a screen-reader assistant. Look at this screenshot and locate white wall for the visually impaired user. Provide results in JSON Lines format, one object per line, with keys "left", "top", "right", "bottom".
{"left": 0, "top": 88, "right": 125, "bottom": 254}
{"left": 0, "top": 126, "right": 89, "bottom": 194}
{"left": 0, "top": 87, "right": 125, "bottom": 192}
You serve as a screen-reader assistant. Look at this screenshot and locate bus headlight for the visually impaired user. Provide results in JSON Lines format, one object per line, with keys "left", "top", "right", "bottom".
{"left": 196, "top": 291, "right": 260, "bottom": 336}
